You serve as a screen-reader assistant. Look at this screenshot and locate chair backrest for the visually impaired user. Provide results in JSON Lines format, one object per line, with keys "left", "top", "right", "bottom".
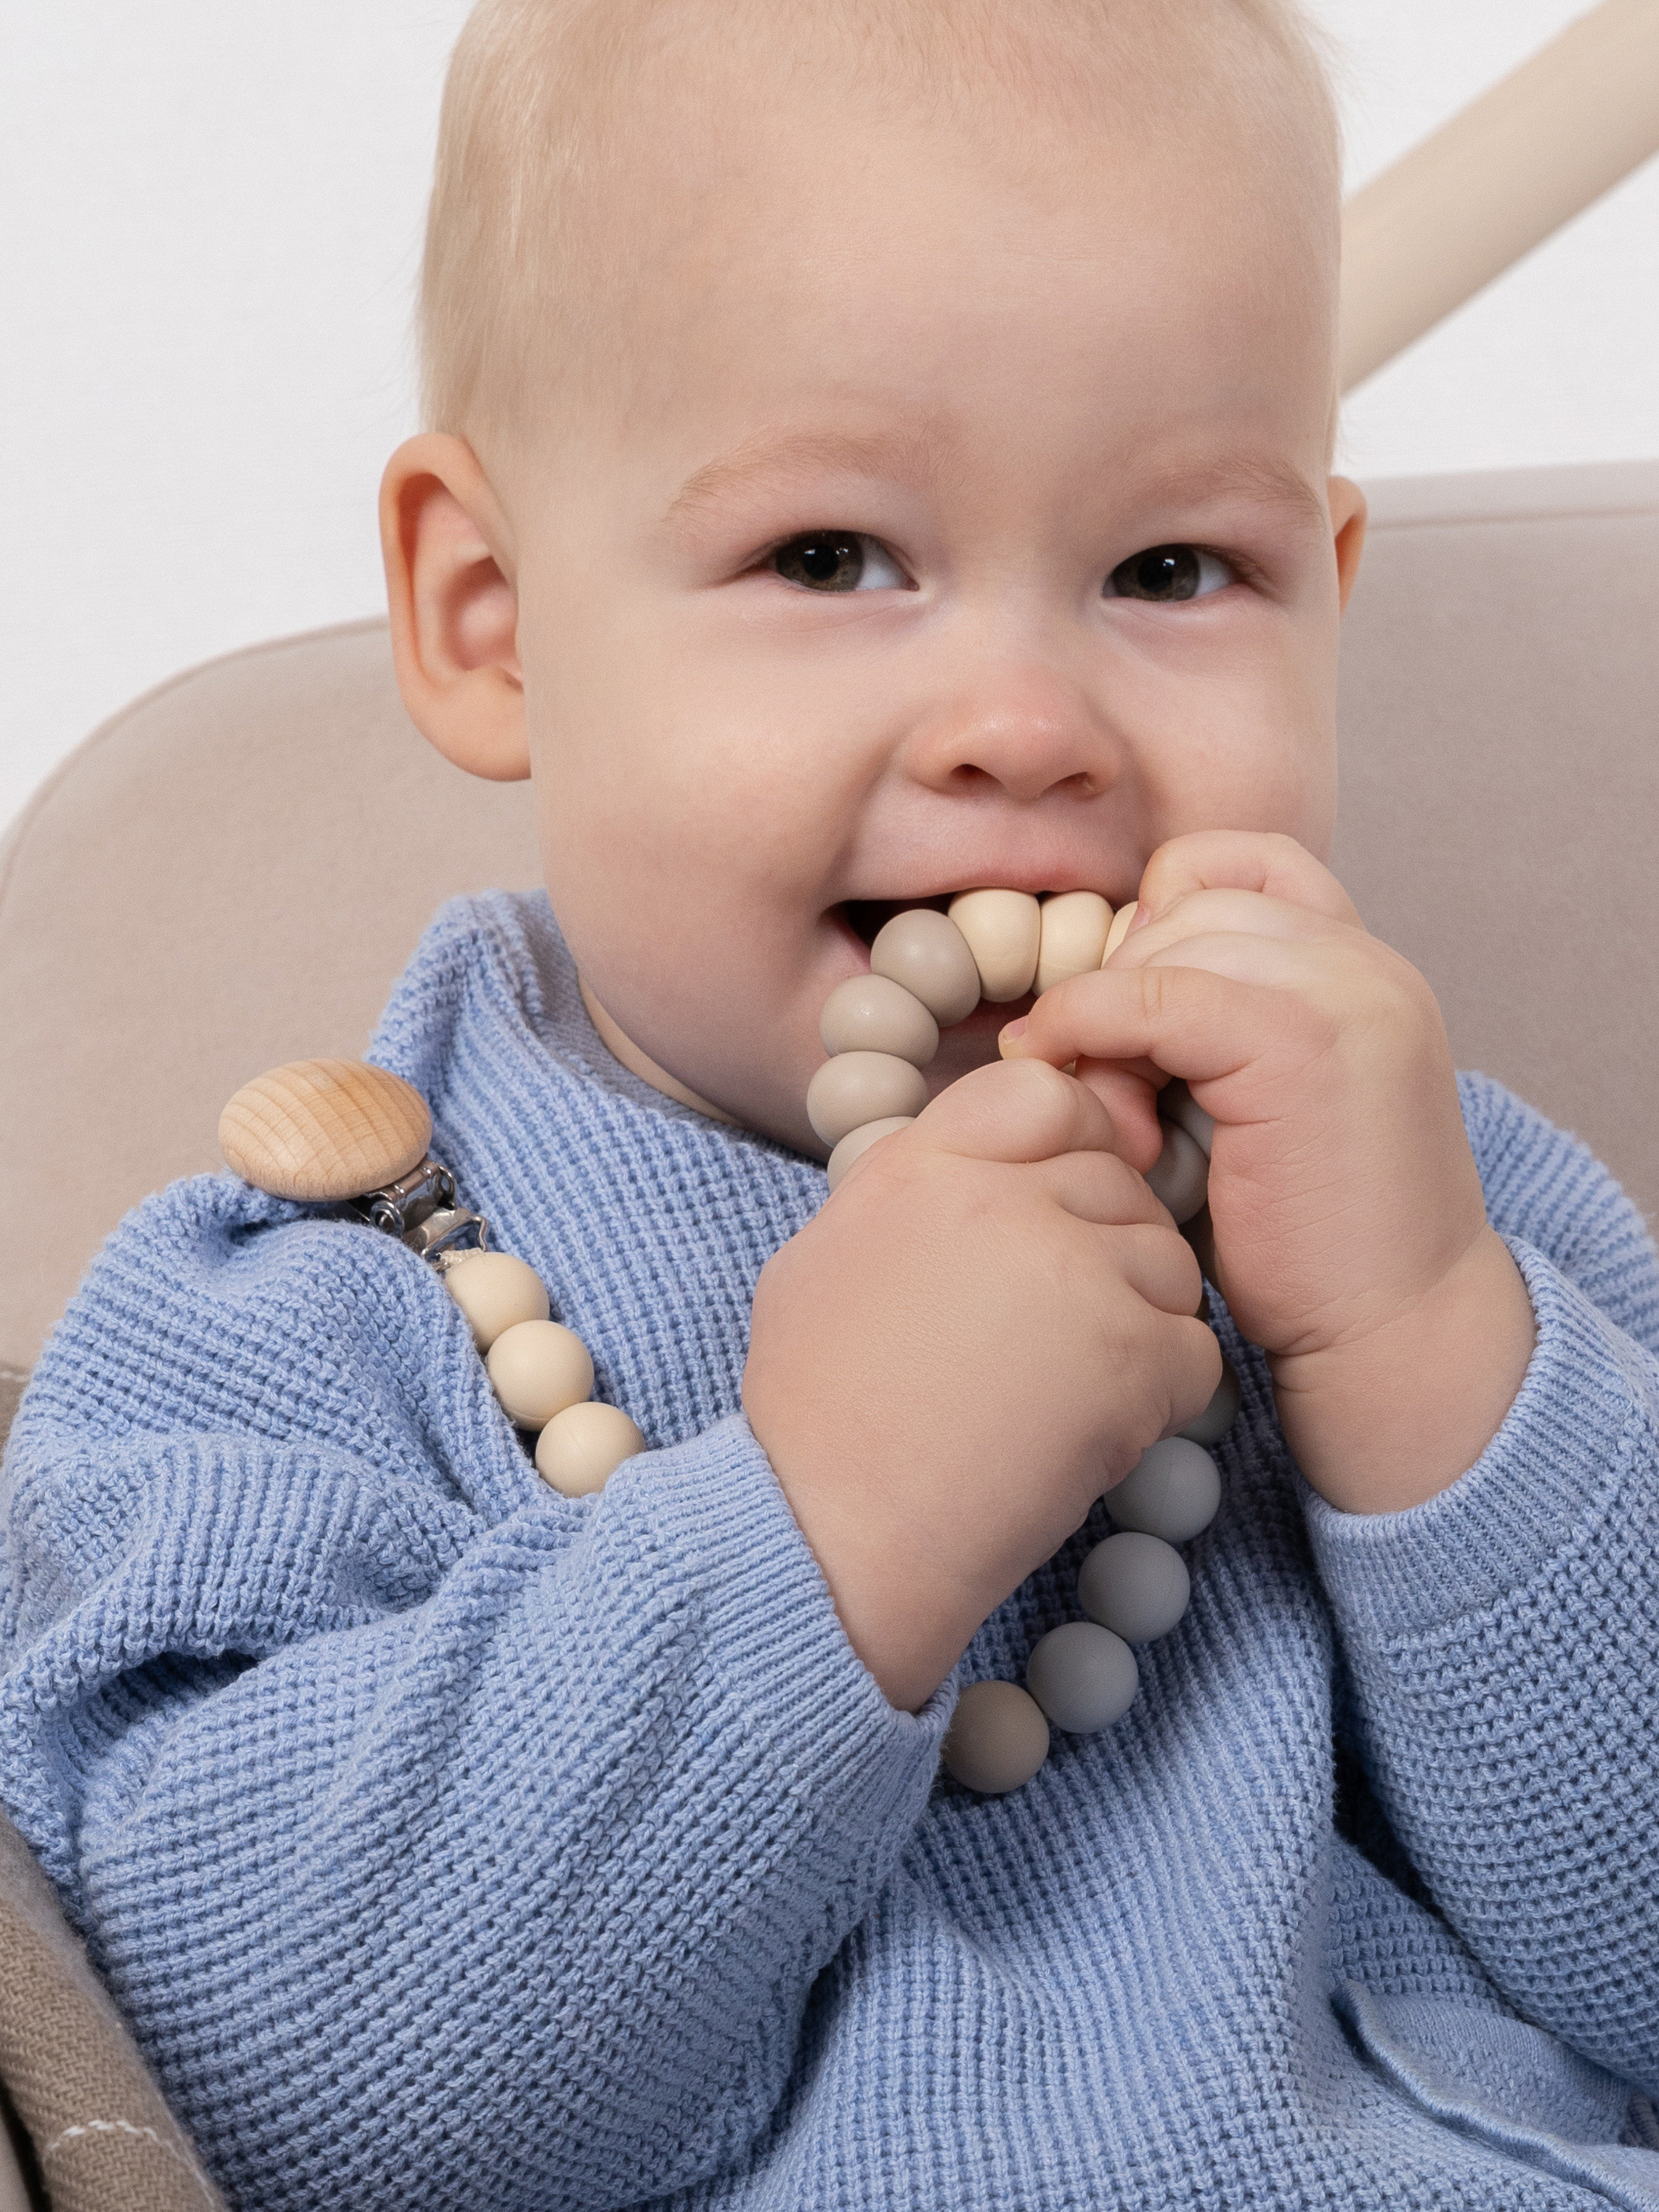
{"left": 3, "top": 458, "right": 1657, "bottom": 1392}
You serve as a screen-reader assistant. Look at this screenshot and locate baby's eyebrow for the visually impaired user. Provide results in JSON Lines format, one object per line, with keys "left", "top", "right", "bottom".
{"left": 664, "top": 427, "right": 940, "bottom": 522}
{"left": 1160, "top": 455, "right": 1330, "bottom": 533}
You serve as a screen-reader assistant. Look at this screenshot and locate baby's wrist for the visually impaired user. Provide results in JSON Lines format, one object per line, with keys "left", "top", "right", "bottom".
{"left": 1270, "top": 1229, "right": 1536, "bottom": 1514}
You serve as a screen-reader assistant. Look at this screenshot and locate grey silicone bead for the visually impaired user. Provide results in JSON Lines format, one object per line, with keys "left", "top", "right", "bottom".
{"left": 1162, "top": 1079, "right": 1214, "bottom": 1158}
{"left": 1077, "top": 1531, "right": 1191, "bottom": 1643}
{"left": 942, "top": 1679, "right": 1051, "bottom": 1794}
{"left": 1179, "top": 1356, "right": 1241, "bottom": 1445}
{"left": 805, "top": 1051, "right": 931, "bottom": 1146}
{"left": 869, "top": 909, "right": 982, "bottom": 1028}
{"left": 819, "top": 973, "right": 940, "bottom": 1067}
{"left": 1025, "top": 1620, "right": 1138, "bottom": 1734}
{"left": 1144, "top": 1118, "right": 1209, "bottom": 1225}
{"left": 1107, "top": 1437, "right": 1222, "bottom": 1543}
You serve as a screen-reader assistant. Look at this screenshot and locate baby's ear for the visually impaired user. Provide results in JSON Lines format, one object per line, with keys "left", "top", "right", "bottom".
{"left": 1328, "top": 475, "right": 1368, "bottom": 615}
{"left": 380, "top": 433, "right": 529, "bottom": 782}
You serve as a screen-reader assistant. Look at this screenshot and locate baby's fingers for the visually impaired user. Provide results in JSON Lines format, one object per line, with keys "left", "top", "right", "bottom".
{"left": 917, "top": 1055, "right": 1121, "bottom": 1165}
{"left": 1135, "top": 831, "right": 1361, "bottom": 929}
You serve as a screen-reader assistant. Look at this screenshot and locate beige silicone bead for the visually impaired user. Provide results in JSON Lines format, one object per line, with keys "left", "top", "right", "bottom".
{"left": 820, "top": 975, "right": 939, "bottom": 1067}
{"left": 534, "top": 1400, "right": 645, "bottom": 1496}
{"left": 942, "top": 1680, "right": 1051, "bottom": 1794}
{"left": 806, "top": 1052, "right": 930, "bottom": 1147}
{"left": 485, "top": 1319, "right": 594, "bottom": 1429}
{"left": 1145, "top": 1119, "right": 1210, "bottom": 1225}
{"left": 947, "top": 890, "right": 1041, "bottom": 1002}
{"left": 869, "top": 909, "right": 982, "bottom": 1027}
{"left": 826, "top": 1116, "right": 917, "bottom": 1192}
{"left": 1101, "top": 902, "right": 1138, "bottom": 962}
{"left": 1035, "top": 891, "right": 1113, "bottom": 994}
{"left": 444, "top": 1252, "right": 550, "bottom": 1351}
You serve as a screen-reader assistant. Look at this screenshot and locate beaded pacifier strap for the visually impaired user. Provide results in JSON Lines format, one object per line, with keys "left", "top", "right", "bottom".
{"left": 218, "top": 886, "right": 1237, "bottom": 1794}
{"left": 218, "top": 1058, "right": 644, "bottom": 1496}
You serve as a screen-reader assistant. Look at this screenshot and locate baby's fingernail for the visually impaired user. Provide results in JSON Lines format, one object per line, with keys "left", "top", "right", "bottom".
{"left": 998, "top": 1017, "right": 1028, "bottom": 1057}
{"left": 1127, "top": 900, "right": 1151, "bottom": 934}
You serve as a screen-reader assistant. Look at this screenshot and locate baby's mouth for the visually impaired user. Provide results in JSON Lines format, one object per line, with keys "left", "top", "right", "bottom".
{"left": 839, "top": 895, "right": 954, "bottom": 948}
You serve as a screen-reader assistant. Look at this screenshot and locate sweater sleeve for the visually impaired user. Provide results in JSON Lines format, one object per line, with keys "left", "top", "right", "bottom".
{"left": 0, "top": 1181, "right": 948, "bottom": 2212}
{"left": 1304, "top": 1074, "right": 1659, "bottom": 2094}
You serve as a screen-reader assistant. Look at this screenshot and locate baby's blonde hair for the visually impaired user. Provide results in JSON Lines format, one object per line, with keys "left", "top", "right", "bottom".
{"left": 421, "top": 0, "right": 1340, "bottom": 445}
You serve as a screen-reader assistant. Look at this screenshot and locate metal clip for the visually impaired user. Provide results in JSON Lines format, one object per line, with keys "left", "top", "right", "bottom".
{"left": 351, "top": 1156, "right": 489, "bottom": 1268}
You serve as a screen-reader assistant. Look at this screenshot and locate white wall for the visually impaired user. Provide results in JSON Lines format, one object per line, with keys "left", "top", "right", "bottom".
{"left": 2, "top": 2, "right": 1656, "bottom": 835}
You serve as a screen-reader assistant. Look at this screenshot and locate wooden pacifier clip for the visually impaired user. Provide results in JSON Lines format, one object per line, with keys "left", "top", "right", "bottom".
{"left": 218, "top": 1058, "right": 643, "bottom": 1497}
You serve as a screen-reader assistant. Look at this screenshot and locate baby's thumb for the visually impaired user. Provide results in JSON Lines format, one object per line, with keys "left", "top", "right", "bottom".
{"left": 919, "top": 1057, "right": 1120, "bottom": 1165}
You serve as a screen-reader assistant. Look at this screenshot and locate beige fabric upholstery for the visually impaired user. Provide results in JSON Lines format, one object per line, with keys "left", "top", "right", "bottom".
{"left": 1330, "top": 459, "right": 1659, "bottom": 1219}
{"left": 0, "top": 623, "right": 540, "bottom": 1374}
{"left": 2, "top": 459, "right": 1657, "bottom": 1385}
{"left": 0, "top": 1813, "right": 224, "bottom": 2211}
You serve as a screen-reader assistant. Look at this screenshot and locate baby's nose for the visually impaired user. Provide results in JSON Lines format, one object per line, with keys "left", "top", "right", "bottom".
{"left": 903, "top": 672, "right": 1121, "bottom": 805}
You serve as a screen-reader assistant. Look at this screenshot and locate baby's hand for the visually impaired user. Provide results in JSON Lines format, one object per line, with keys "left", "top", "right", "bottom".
{"left": 743, "top": 1058, "right": 1218, "bottom": 1712}
{"left": 1006, "top": 831, "right": 1536, "bottom": 1515}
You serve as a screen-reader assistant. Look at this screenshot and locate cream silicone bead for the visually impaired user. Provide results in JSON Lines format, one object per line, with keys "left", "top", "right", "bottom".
{"left": 535, "top": 1401, "right": 645, "bottom": 1496}
{"left": 869, "top": 909, "right": 982, "bottom": 1027}
{"left": 485, "top": 1318, "right": 594, "bottom": 1429}
{"left": 806, "top": 1052, "right": 930, "bottom": 1147}
{"left": 1101, "top": 902, "right": 1137, "bottom": 961}
{"left": 444, "top": 1251, "right": 551, "bottom": 1351}
{"left": 942, "top": 1680, "right": 1051, "bottom": 1794}
{"left": 1035, "top": 891, "right": 1112, "bottom": 994}
{"left": 947, "top": 890, "right": 1042, "bottom": 1002}
{"left": 820, "top": 975, "right": 939, "bottom": 1067}
{"left": 826, "top": 1115, "right": 917, "bottom": 1192}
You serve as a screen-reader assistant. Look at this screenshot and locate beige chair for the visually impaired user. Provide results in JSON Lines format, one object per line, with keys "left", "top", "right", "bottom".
{"left": 0, "top": 456, "right": 1657, "bottom": 2204}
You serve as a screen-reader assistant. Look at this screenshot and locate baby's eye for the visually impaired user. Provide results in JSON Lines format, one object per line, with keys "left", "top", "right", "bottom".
{"left": 1104, "top": 545, "right": 1235, "bottom": 602}
{"left": 770, "top": 532, "right": 907, "bottom": 593}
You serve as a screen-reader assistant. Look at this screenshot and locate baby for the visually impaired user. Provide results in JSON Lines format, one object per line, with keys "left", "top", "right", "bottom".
{"left": 5, "top": 0, "right": 1658, "bottom": 2206}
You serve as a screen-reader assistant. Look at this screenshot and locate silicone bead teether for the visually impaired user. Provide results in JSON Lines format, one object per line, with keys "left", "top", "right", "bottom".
{"left": 826, "top": 1115, "right": 917, "bottom": 1192}
{"left": 1077, "top": 1531, "right": 1191, "bottom": 1644}
{"left": 1035, "top": 890, "right": 1112, "bottom": 994}
{"left": 947, "top": 889, "right": 1042, "bottom": 1002}
{"left": 218, "top": 1058, "right": 431, "bottom": 1202}
{"left": 1108, "top": 1437, "right": 1222, "bottom": 1544}
{"left": 535, "top": 1401, "right": 645, "bottom": 1496}
{"left": 803, "top": 887, "right": 1243, "bottom": 1797}
{"left": 819, "top": 975, "right": 939, "bottom": 1066}
{"left": 1025, "top": 1621, "right": 1139, "bottom": 1734}
{"left": 1145, "top": 1119, "right": 1210, "bottom": 1225}
{"left": 806, "top": 1051, "right": 931, "bottom": 1147}
{"left": 445, "top": 1251, "right": 551, "bottom": 1351}
{"left": 869, "top": 909, "right": 981, "bottom": 1027}
{"left": 485, "top": 1319, "right": 595, "bottom": 1430}
{"left": 942, "top": 1680, "right": 1051, "bottom": 1794}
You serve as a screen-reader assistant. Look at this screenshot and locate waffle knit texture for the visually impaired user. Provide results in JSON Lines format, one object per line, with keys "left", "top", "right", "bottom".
{"left": 3, "top": 890, "right": 1659, "bottom": 2212}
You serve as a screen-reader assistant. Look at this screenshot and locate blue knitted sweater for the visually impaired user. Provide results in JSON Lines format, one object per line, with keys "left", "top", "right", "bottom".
{"left": 4, "top": 891, "right": 1659, "bottom": 2212}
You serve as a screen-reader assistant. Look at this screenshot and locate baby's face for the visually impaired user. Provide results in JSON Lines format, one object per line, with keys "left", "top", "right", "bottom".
{"left": 499, "top": 59, "right": 1358, "bottom": 1155}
